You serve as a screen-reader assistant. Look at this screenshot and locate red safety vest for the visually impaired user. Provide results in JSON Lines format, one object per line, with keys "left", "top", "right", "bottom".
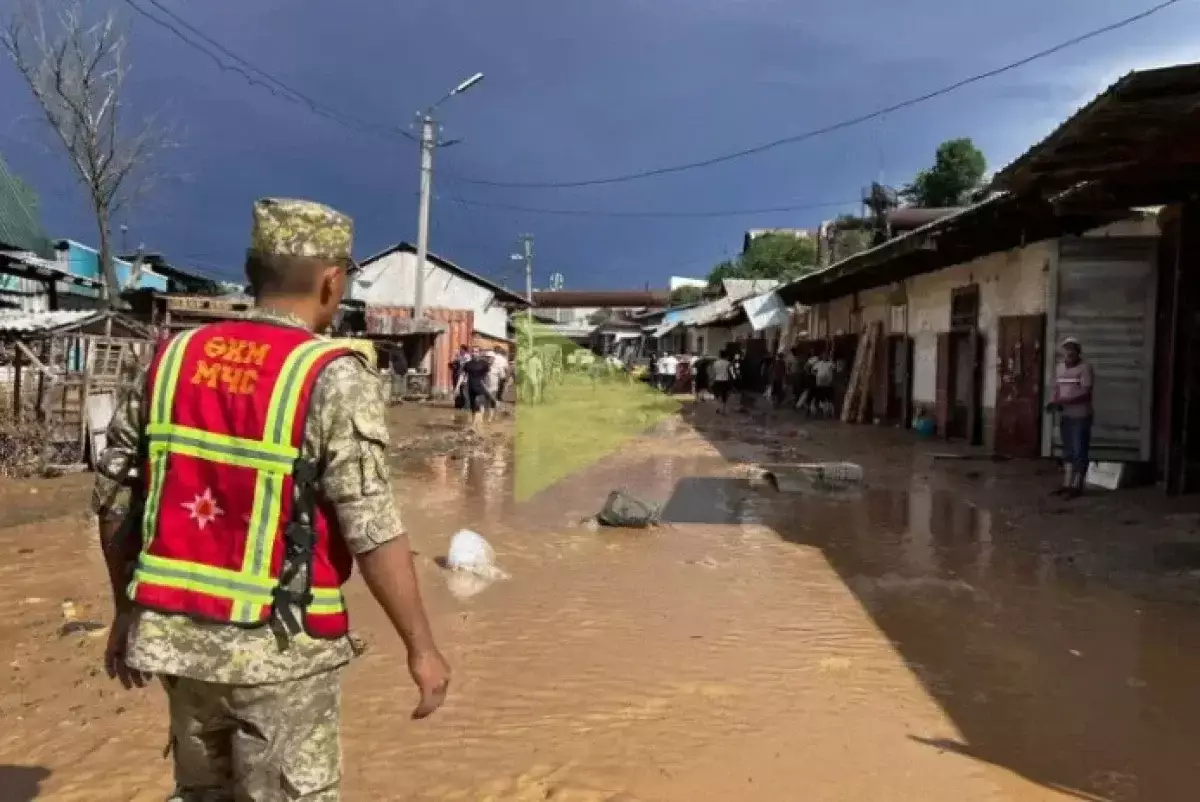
{"left": 128, "top": 320, "right": 363, "bottom": 639}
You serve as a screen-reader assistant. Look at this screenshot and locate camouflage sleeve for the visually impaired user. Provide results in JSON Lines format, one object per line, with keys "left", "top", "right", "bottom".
{"left": 309, "top": 354, "right": 404, "bottom": 555}
{"left": 91, "top": 366, "right": 147, "bottom": 517}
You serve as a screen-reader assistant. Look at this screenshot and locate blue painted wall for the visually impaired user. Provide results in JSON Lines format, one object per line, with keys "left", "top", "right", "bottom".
{"left": 56, "top": 239, "right": 168, "bottom": 297}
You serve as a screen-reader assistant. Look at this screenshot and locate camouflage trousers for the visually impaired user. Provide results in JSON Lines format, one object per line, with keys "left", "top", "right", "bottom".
{"left": 162, "top": 668, "right": 342, "bottom": 802}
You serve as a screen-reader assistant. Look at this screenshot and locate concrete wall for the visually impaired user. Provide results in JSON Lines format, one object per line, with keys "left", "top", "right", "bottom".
{"left": 793, "top": 217, "right": 1161, "bottom": 443}
{"left": 689, "top": 326, "right": 734, "bottom": 357}
{"left": 827, "top": 295, "right": 855, "bottom": 335}
{"left": 906, "top": 241, "right": 1053, "bottom": 416}
{"left": 351, "top": 249, "right": 509, "bottom": 339}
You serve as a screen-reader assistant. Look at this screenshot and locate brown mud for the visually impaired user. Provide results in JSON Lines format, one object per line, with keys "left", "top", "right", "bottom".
{"left": 2, "top": 401, "right": 1200, "bottom": 801}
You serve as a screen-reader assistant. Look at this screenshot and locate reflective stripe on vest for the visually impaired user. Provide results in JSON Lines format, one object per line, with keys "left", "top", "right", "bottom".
{"left": 130, "top": 333, "right": 351, "bottom": 625}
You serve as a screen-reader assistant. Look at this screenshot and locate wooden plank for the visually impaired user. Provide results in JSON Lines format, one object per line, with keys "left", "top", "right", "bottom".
{"left": 12, "top": 342, "right": 21, "bottom": 425}
{"left": 840, "top": 330, "right": 868, "bottom": 422}
{"left": 936, "top": 333, "right": 952, "bottom": 439}
{"left": 856, "top": 323, "right": 880, "bottom": 424}
{"left": 14, "top": 340, "right": 53, "bottom": 376}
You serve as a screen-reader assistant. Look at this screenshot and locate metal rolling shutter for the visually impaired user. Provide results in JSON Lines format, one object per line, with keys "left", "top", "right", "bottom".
{"left": 1045, "top": 237, "right": 1158, "bottom": 462}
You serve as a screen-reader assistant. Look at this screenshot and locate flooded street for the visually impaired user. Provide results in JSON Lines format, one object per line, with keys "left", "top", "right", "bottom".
{"left": 4, "top": 404, "right": 1200, "bottom": 801}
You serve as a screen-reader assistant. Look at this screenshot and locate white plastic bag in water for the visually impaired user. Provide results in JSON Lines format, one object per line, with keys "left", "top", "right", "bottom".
{"left": 446, "top": 529, "right": 508, "bottom": 580}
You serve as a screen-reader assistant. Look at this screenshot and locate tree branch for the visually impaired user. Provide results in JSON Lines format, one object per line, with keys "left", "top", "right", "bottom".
{"left": 2, "top": 0, "right": 176, "bottom": 306}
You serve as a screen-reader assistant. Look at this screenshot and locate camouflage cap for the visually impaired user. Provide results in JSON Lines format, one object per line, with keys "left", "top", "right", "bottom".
{"left": 249, "top": 197, "right": 354, "bottom": 262}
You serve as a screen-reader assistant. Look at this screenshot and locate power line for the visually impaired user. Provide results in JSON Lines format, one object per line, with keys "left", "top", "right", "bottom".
{"left": 442, "top": 0, "right": 1183, "bottom": 189}
{"left": 438, "top": 193, "right": 858, "bottom": 219}
{"left": 122, "top": 0, "right": 417, "bottom": 142}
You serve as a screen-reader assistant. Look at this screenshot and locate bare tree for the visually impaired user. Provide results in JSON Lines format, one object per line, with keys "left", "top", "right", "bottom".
{"left": 1, "top": 0, "right": 173, "bottom": 306}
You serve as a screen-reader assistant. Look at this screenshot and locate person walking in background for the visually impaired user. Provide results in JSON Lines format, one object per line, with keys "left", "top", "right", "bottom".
{"left": 451, "top": 344, "right": 471, "bottom": 420}
{"left": 656, "top": 351, "right": 678, "bottom": 394}
{"left": 490, "top": 347, "right": 510, "bottom": 406}
{"left": 769, "top": 350, "right": 789, "bottom": 409}
{"left": 483, "top": 350, "right": 504, "bottom": 422}
{"left": 1047, "top": 336, "right": 1094, "bottom": 498}
{"left": 810, "top": 351, "right": 836, "bottom": 418}
{"left": 710, "top": 350, "right": 733, "bottom": 415}
{"left": 693, "top": 353, "right": 713, "bottom": 402}
{"left": 458, "top": 346, "right": 493, "bottom": 430}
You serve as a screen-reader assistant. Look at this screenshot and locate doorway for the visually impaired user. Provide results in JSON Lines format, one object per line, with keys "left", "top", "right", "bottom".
{"left": 995, "top": 314, "right": 1046, "bottom": 457}
{"left": 936, "top": 285, "right": 984, "bottom": 444}
{"left": 873, "top": 334, "right": 913, "bottom": 425}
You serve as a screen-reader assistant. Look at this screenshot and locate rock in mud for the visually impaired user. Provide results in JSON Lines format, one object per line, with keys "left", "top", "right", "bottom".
{"left": 596, "top": 489, "right": 660, "bottom": 528}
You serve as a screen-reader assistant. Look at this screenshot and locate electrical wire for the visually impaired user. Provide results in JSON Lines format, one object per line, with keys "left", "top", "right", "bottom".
{"left": 122, "top": 0, "right": 418, "bottom": 142}
{"left": 438, "top": 193, "right": 858, "bottom": 218}
{"left": 442, "top": 0, "right": 1183, "bottom": 189}
{"left": 117, "top": 0, "right": 1180, "bottom": 194}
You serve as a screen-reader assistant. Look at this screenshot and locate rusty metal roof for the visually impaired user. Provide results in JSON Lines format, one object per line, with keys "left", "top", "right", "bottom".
{"left": 992, "top": 61, "right": 1200, "bottom": 196}
{"left": 774, "top": 192, "right": 1128, "bottom": 307}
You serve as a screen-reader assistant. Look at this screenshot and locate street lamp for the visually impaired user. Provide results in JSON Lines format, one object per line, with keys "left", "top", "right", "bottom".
{"left": 413, "top": 72, "right": 485, "bottom": 320}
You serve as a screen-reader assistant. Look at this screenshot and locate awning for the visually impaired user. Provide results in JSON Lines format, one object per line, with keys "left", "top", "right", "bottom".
{"left": 649, "top": 321, "right": 680, "bottom": 338}
{"left": 992, "top": 62, "right": 1200, "bottom": 200}
{"left": 741, "top": 292, "right": 789, "bottom": 331}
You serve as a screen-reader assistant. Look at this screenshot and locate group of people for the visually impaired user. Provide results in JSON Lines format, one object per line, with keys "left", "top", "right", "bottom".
{"left": 451, "top": 344, "right": 510, "bottom": 428}
{"left": 652, "top": 345, "right": 839, "bottom": 417}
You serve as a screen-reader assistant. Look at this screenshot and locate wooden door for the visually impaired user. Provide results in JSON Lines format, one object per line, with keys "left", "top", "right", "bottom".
{"left": 965, "top": 328, "right": 985, "bottom": 446}
{"left": 995, "top": 314, "right": 1046, "bottom": 457}
{"left": 900, "top": 337, "right": 914, "bottom": 429}
{"left": 935, "top": 333, "right": 951, "bottom": 438}
{"left": 871, "top": 332, "right": 890, "bottom": 421}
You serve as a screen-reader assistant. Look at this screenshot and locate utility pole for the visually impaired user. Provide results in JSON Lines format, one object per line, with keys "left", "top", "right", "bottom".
{"left": 413, "top": 114, "right": 435, "bottom": 320}
{"left": 520, "top": 234, "right": 534, "bottom": 351}
{"left": 410, "top": 72, "right": 484, "bottom": 321}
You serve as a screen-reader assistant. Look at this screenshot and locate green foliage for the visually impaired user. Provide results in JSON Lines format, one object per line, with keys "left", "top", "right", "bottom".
{"left": 706, "top": 232, "right": 817, "bottom": 286}
{"left": 514, "top": 371, "right": 678, "bottom": 500}
{"left": 0, "top": 154, "right": 50, "bottom": 255}
{"left": 900, "top": 138, "right": 987, "bottom": 208}
{"left": 669, "top": 285, "right": 705, "bottom": 306}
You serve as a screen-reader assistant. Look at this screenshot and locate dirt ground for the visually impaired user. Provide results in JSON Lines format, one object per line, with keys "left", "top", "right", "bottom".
{"left": 3, "top": 398, "right": 1200, "bottom": 801}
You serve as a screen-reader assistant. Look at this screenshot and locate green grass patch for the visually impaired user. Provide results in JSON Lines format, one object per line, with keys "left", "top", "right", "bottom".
{"left": 515, "top": 372, "right": 680, "bottom": 501}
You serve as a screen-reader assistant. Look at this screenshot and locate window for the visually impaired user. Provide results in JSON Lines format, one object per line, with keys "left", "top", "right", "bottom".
{"left": 950, "top": 285, "right": 980, "bottom": 330}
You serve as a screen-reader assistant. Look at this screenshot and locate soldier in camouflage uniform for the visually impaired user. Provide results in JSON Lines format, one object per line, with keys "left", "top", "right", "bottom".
{"left": 93, "top": 198, "right": 450, "bottom": 801}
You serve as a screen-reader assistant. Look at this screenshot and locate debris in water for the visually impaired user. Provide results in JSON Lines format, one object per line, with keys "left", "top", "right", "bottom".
{"left": 596, "top": 489, "right": 660, "bottom": 529}
{"left": 745, "top": 467, "right": 780, "bottom": 492}
{"left": 60, "top": 621, "right": 108, "bottom": 637}
{"left": 445, "top": 529, "right": 509, "bottom": 580}
{"left": 442, "top": 530, "right": 509, "bottom": 599}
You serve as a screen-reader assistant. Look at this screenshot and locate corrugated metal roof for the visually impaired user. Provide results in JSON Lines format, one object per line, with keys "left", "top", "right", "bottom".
{"left": 0, "top": 249, "right": 105, "bottom": 289}
{"left": 359, "top": 242, "right": 530, "bottom": 306}
{"left": 992, "top": 61, "right": 1200, "bottom": 195}
{"left": 0, "top": 309, "right": 98, "bottom": 333}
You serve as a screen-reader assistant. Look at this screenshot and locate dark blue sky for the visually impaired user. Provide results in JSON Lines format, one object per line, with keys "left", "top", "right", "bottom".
{"left": 2, "top": 0, "right": 1197, "bottom": 289}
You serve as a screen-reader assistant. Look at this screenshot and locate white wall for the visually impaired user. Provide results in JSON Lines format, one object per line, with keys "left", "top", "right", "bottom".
{"left": 906, "top": 242, "right": 1053, "bottom": 408}
{"left": 689, "top": 326, "right": 734, "bottom": 357}
{"left": 350, "top": 249, "right": 509, "bottom": 339}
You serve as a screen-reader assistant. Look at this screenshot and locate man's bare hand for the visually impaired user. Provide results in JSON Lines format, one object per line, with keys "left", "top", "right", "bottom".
{"left": 104, "top": 611, "right": 151, "bottom": 690}
{"left": 409, "top": 649, "right": 450, "bottom": 719}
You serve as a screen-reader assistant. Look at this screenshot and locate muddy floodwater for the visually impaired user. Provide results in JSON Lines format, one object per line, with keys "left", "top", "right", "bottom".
{"left": 4, "top": 406, "right": 1200, "bottom": 801}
